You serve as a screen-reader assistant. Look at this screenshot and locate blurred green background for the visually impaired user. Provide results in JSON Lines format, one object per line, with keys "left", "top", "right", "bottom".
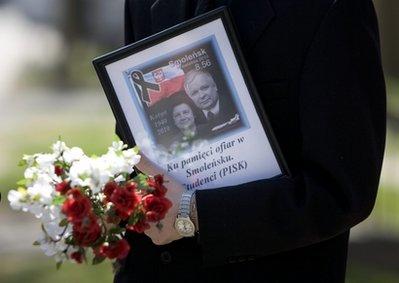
{"left": 0, "top": 0, "right": 398, "bottom": 282}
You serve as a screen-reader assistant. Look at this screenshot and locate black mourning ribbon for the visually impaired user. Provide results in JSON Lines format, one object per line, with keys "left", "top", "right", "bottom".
{"left": 131, "top": 71, "right": 160, "bottom": 105}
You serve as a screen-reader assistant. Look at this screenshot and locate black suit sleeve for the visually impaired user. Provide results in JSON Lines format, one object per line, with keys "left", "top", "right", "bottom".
{"left": 124, "top": 0, "right": 135, "bottom": 45}
{"left": 195, "top": 0, "right": 386, "bottom": 266}
{"left": 116, "top": 0, "right": 136, "bottom": 142}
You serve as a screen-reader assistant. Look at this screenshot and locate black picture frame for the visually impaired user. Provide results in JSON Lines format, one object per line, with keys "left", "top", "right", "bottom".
{"left": 93, "top": 7, "right": 290, "bottom": 189}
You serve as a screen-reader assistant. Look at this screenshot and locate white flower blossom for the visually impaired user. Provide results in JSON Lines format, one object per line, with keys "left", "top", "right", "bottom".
{"left": 102, "top": 150, "right": 132, "bottom": 175}
{"left": 68, "top": 156, "right": 91, "bottom": 185}
{"left": 40, "top": 206, "right": 70, "bottom": 241}
{"left": 36, "top": 153, "right": 57, "bottom": 170}
{"left": 9, "top": 140, "right": 146, "bottom": 264}
{"left": 27, "top": 203, "right": 45, "bottom": 218}
{"left": 110, "top": 141, "right": 127, "bottom": 152}
{"left": 27, "top": 175, "right": 54, "bottom": 205}
{"left": 114, "top": 175, "right": 126, "bottom": 183}
{"left": 63, "top": 147, "right": 84, "bottom": 164}
{"left": 69, "top": 156, "right": 111, "bottom": 193}
{"left": 37, "top": 231, "right": 68, "bottom": 257}
{"left": 51, "top": 141, "right": 69, "bottom": 156}
{"left": 122, "top": 149, "right": 141, "bottom": 167}
{"left": 24, "top": 166, "right": 39, "bottom": 180}
{"left": 7, "top": 189, "right": 27, "bottom": 210}
{"left": 43, "top": 220, "right": 66, "bottom": 240}
{"left": 22, "top": 154, "right": 36, "bottom": 167}
{"left": 41, "top": 205, "right": 62, "bottom": 223}
{"left": 137, "top": 134, "right": 171, "bottom": 165}
{"left": 89, "top": 158, "right": 112, "bottom": 193}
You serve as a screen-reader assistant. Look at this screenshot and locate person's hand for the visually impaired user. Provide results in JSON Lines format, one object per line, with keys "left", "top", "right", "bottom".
{"left": 136, "top": 154, "right": 184, "bottom": 245}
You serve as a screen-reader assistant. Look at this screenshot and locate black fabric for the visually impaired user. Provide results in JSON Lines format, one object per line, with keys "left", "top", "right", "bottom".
{"left": 195, "top": 0, "right": 215, "bottom": 15}
{"left": 194, "top": 94, "right": 243, "bottom": 135}
{"left": 115, "top": 0, "right": 386, "bottom": 282}
{"left": 206, "top": 111, "right": 215, "bottom": 121}
{"left": 115, "top": 231, "right": 349, "bottom": 282}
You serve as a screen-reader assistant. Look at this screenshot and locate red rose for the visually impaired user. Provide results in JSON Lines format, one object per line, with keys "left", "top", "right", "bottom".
{"left": 154, "top": 175, "right": 164, "bottom": 183}
{"left": 66, "top": 188, "right": 84, "bottom": 199}
{"left": 93, "top": 245, "right": 107, "bottom": 258}
{"left": 61, "top": 189, "right": 91, "bottom": 223}
{"left": 70, "top": 251, "right": 83, "bottom": 263}
{"left": 103, "top": 181, "right": 119, "bottom": 202}
{"left": 142, "top": 194, "right": 172, "bottom": 222}
{"left": 124, "top": 182, "right": 137, "bottom": 193}
{"left": 110, "top": 187, "right": 139, "bottom": 220}
{"left": 147, "top": 175, "right": 167, "bottom": 197}
{"left": 126, "top": 218, "right": 150, "bottom": 233}
{"left": 54, "top": 165, "right": 64, "bottom": 176}
{"left": 72, "top": 214, "right": 102, "bottom": 247}
{"left": 101, "top": 239, "right": 130, "bottom": 260}
{"left": 55, "top": 181, "right": 71, "bottom": 195}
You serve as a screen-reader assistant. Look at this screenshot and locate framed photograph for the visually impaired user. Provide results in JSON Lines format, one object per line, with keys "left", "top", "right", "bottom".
{"left": 93, "top": 7, "right": 289, "bottom": 191}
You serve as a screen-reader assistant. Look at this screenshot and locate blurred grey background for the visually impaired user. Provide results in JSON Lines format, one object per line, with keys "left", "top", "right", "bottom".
{"left": 0, "top": 1, "right": 398, "bottom": 282}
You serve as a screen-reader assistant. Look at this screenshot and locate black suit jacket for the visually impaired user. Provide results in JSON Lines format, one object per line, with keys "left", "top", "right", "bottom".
{"left": 115, "top": 0, "right": 386, "bottom": 282}
{"left": 195, "top": 94, "right": 242, "bottom": 136}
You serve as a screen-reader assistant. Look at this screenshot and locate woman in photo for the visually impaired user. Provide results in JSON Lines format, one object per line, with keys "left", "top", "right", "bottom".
{"left": 168, "top": 92, "right": 208, "bottom": 155}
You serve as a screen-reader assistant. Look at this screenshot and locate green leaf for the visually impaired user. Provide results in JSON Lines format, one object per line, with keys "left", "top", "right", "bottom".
{"left": 92, "top": 256, "right": 106, "bottom": 265}
{"left": 127, "top": 215, "right": 137, "bottom": 226}
{"left": 107, "top": 235, "right": 119, "bottom": 243}
{"left": 133, "top": 173, "right": 148, "bottom": 189}
{"left": 108, "top": 227, "right": 124, "bottom": 235}
{"left": 78, "top": 173, "right": 90, "bottom": 180}
{"left": 132, "top": 146, "right": 140, "bottom": 154}
{"left": 56, "top": 261, "right": 63, "bottom": 270}
{"left": 54, "top": 160, "right": 62, "bottom": 166}
{"left": 128, "top": 210, "right": 144, "bottom": 225}
{"left": 92, "top": 235, "right": 106, "bottom": 247}
{"left": 18, "top": 159, "right": 27, "bottom": 167}
{"left": 92, "top": 203, "right": 103, "bottom": 216}
{"left": 53, "top": 195, "right": 66, "bottom": 206}
{"left": 59, "top": 218, "right": 69, "bottom": 227}
{"left": 107, "top": 207, "right": 116, "bottom": 217}
{"left": 16, "top": 179, "right": 27, "bottom": 187}
{"left": 32, "top": 194, "right": 41, "bottom": 202}
{"left": 65, "top": 236, "right": 75, "bottom": 245}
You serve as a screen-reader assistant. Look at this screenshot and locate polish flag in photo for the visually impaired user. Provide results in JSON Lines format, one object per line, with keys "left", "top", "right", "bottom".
{"left": 142, "top": 65, "right": 185, "bottom": 106}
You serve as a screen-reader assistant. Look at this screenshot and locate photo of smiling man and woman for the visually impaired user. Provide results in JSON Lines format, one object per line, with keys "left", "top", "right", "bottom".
{"left": 124, "top": 36, "right": 248, "bottom": 156}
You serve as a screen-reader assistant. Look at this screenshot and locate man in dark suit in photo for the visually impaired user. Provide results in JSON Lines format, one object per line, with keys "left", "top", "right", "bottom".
{"left": 115, "top": 0, "right": 386, "bottom": 282}
{"left": 183, "top": 69, "right": 241, "bottom": 135}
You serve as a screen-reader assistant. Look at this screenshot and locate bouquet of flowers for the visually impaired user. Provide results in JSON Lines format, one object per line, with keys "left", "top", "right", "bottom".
{"left": 7, "top": 140, "right": 172, "bottom": 269}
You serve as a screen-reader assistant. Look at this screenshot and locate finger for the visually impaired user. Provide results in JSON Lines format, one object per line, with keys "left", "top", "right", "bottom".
{"left": 135, "top": 155, "right": 161, "bottom": 176}
{"left": 144, "top": 228, "right": 166, "bottom": 245}
{"left": 149, "top": 234, "right": 183, "bottom": 246}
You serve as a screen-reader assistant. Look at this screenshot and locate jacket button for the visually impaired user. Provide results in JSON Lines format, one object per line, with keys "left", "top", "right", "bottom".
{"left": 160, "top": 251, "right": 172, "bottom": 264}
